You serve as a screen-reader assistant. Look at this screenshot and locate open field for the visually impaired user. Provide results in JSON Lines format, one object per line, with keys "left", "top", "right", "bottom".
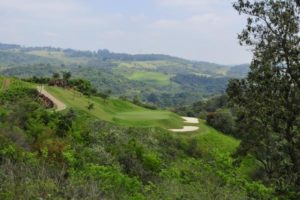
{"left": 129, "top": 71, "right": 171, "bottom": 86}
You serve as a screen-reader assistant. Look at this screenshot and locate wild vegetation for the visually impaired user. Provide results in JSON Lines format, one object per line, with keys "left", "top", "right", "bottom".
{"left": 0, "top": 0, "right": 299, "bottom": 199}
{"left": 0, "top": 77, "right": 274, "bottom": 199}
{"left": 227, "top": 0, "right": 300, "bottom": 199}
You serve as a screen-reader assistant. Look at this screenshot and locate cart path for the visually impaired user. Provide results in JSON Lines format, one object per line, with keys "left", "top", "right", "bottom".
{"left": 37, "top": 86, "right": 67, "bottom": 111}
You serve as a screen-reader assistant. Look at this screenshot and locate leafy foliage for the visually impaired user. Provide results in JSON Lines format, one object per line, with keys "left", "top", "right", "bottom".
{"left": 228, "top": 0, "right": 300, "bottom": 198}
{"left": 0, "top": 78, "right": 275, "bottom": 199}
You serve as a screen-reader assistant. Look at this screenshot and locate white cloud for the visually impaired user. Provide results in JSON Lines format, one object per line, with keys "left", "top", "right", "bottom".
{"left": 0, "top": 0, "right": 251, "bottom": 64}
{"left": 44, "top": 32, "right": 58, "bottom": 38}
{"left": 156, "top": 0, "right": 222, "bottom": 9}
{"left": 149, "top": 13, "right": 229, "bottom": 30}
{"left": 0, "top": 0, "right": 84, "bottom": 14}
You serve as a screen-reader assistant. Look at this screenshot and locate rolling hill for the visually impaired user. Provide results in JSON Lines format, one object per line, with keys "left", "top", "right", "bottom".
{"left": 0, "top": 76, "right": 241, "bottom": 155}
{"left": 0, "top": 43, "right": 248, "bottom": 107}
{"left": 0, "top": 76, "right": 270, "bottom": 199}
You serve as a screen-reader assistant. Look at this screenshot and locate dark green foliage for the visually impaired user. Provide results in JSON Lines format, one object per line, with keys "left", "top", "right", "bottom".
{"left": 62, "top": 71, "right": 71, "bottom": 80}
{"left": 131, "top": 96, "right": 157, "bottom": 110}
{"left": 171, "top": 74, "right": 229, "bottom": 93}
{"left": 52, "top": 72, "right": 60, "bottom": 79}
{"left": 0, "top": 87, "right": 37, "bottom": 103}
{"left": 228, "top": 0, "right": 300, "bottom": 198}
{"left": 56, "top": 109, "right": 76, "bottom": 137}
{"left": 206, "top": 109, "right": 236, "bottom": 136}
{"left": 0, "top": 51, "right": 60, "bottom": 66}
{"left": 174, "top": 95, "right": 239, "bottom": 137}
{"left": 68, "top": 78, "right": 96, "bottom": 95}
{"left": 25, "top": 74, "right": 100, "bottom": 97}
{"left": 227, "top": 64, "right": 250, "bottom": 78}
{"left": 2, "top": 64, "right": 63, "bottom": 78}
{"left": 175, "top": 94, "right": 229, "bottom": 117}
{"left": 146, "top": 93, "right": 159, "bottom": 104}
{"left": 95, "top": 49, "right": 181, "bottom": 62}
{"left": 87, "top": 102, "right": 94, "bottom": 110}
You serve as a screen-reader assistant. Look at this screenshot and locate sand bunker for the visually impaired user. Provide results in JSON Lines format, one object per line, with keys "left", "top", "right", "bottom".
{"left": 169, "top": 117, "right": 199, "bottom": 132}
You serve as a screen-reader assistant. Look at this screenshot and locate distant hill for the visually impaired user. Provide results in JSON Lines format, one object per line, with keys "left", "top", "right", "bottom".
{"left": 226, "top": 64, "right": 250, "bottom": 78}
{"left": 0, "top": 43, "right": 248, "bottom": 107}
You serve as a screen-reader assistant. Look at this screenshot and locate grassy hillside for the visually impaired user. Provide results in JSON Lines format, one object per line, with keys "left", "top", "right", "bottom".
{"left": 45, "top": 86, "right": 183, "bottom": 129}
{"left": 0, "top": 77, "right": 275, "bottom": 199}
{"left": 0, "top": 77, "right": 33, "bottom": 92}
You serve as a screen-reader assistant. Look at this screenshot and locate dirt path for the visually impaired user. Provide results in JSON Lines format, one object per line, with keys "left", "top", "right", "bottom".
{"left": 37, "top": 86, "right": 66, "bottom": 111}
{"left": 169, "top": 116, "right": 199, "bottom": 132}
{"left": 1, "top": 78, "right": 11, "bottom": 90}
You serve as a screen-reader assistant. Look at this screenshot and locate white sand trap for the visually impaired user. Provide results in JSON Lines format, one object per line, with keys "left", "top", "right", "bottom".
{"left": 37, "top": 86, "right": 67, "bottom": 111}
{"left": 169, "top": 126, "right": 199, "bottom": 132}
{"left": 169, "top": 116, "right": 199, "bottom": 132}
{"left": 182, "top": 117, "right": 199, "bottom": 124}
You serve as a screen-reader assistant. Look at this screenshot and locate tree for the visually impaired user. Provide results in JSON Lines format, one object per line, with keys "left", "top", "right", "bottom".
{"left": 62, "top": 72, "right": 72, "bottom": 81}
{"left": 228, "top": 0, "right": 300, "bottom": 198}
{"left": 133, "top": 96, "right": 140, "bottom": 105}
{"left": 206, "top": 109, "right": 235, "bottom": 136}
{"left": 106, "top": 89, "right": 112, "bottom": 96}
{"left": 52, "top": 72, "right": 60, "bottom": 79}
{"left": 101, "top": 90, "right": 111, "bottom": 103}
{"left": 56, "top": 109, "right": 76, "bottom": 137}
{"left": 147, "top": 93, "right": 158, "bottom": 104}
{"left": 102, "top": 94, "right": 109, "bottom": 103}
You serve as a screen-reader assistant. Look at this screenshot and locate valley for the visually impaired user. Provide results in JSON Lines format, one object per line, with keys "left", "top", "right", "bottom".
{"left": 1, "top": 0, "right": 299, "bottom": 199}
{"left": 0, "top": 43, "right": 249, "bottom": 107}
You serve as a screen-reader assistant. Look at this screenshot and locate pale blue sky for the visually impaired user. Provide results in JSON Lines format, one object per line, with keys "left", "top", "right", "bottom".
{"left": 0, "top": 0, "right": 251, "bottom": 64}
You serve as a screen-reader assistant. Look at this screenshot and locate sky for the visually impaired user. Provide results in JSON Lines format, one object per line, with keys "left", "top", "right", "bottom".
{"left": 0, "top": 0, "right": 252, "bottom": 64}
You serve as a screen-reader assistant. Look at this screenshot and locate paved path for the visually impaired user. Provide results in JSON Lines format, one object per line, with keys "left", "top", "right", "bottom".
{"left": 169, "top": 117, "right": 199, "bottom": 132}
{"left": 37, "top": 86, "right": 66, "bottom": 111}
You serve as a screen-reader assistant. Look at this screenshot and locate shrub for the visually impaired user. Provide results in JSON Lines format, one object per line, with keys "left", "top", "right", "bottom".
{"left": 206, "top": 109, "right": 235, "bottom": 136}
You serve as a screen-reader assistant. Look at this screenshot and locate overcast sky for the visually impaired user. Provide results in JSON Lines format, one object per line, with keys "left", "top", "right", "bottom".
{"left": 0, "top": 0, "right": 252, "bottom": 64}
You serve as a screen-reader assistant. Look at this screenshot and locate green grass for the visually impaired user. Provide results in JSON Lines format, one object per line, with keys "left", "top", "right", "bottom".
{"left": 129, "top": 71, "right": 171, "bottom": 86}
{"left": 174, "top": 120, "right": 259, "bottom": 177}
{"left": 0, "top": 77, "right": 33, "bottom": 92}
{"left": 195, "top": 120, "right": 240, "bottom": 154}
{"left": 45, "top": 86, "right": 183, "bottom": 129}
{"left": 175, "top": 120, "right": 240, "bottom": 155}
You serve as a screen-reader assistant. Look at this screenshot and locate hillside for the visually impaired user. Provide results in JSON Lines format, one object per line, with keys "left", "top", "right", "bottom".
{"left": 44, "top": 86, "right": 184, "bottom": 129}
{"left": 0, "top": 43, "right": 247, "bottom": 107}
{"left": 0, "top": 76, "right": 274, "bottom": 199}
{"left": 0, "top": 76, "right": 182, "bottom": 129}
